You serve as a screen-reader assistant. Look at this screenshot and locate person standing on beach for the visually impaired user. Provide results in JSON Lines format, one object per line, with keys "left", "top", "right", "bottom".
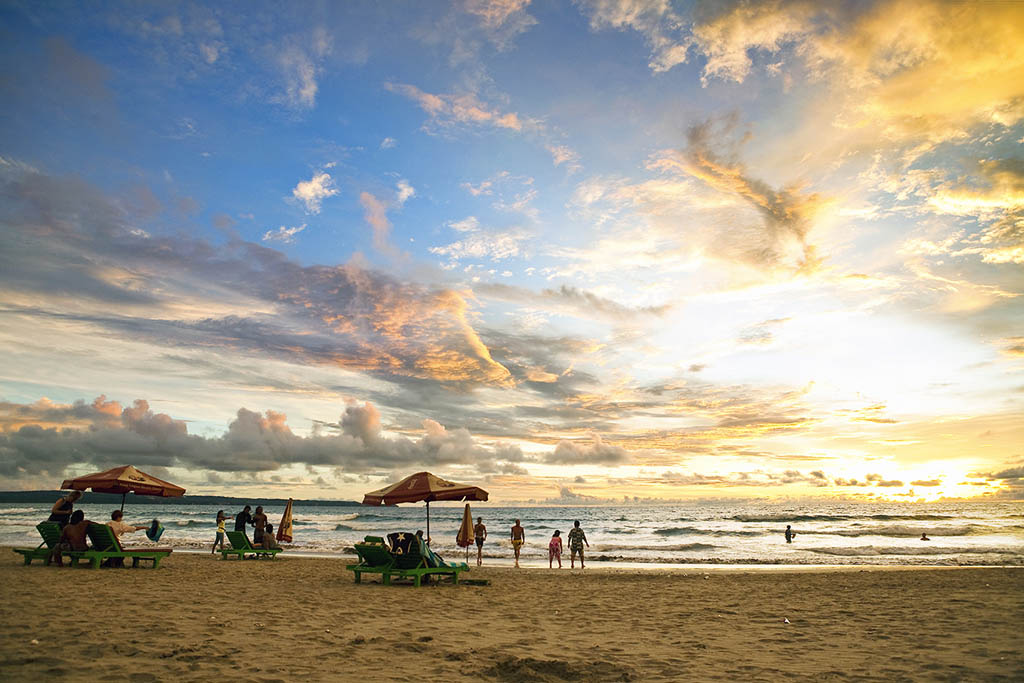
{"left": 47, "top": 490, "right": 82, "bottom": 528}
{"left": 212, "top": 510, "right": 227, "bottom": 554}
{"left": 567, "top": 520, "right": 588, "bottom": 568}
{"left": 549, "top": 530, "right": 562, "bottom": 569}
{"left": 785, "top": 525, "right": 795, "bottom": 543}
{"left": 235, "top": 505, "right": 253, "bottom": 541}
{"left": 510, "top": 519, "right": 525, "bottom": 568}
{"left": 252, "top": 506, "right": 268, "bottom": 545}
{"left": 474, "top": 517, "right": 487, "bottom": 566}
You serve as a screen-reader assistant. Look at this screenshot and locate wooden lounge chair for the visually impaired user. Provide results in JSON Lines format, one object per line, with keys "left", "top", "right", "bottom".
{"left": 11, "top": 522, "right": 63, "bottom": 565}
{"left": 346, "top": 533, "right": 468, "bottom": 586}
{"left": 59, "top": 523, "right": 173, "bottom": 569}
{"left": 219, "top": 530, "right": 282, "bottom": 560}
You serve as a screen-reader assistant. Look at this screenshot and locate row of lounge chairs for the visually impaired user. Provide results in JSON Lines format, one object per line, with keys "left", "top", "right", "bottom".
{"left": 13, "top": 522, "right": 172, "bottom": 569}
{"left": 13, "top": 524, "right": 471, "bottom": 587}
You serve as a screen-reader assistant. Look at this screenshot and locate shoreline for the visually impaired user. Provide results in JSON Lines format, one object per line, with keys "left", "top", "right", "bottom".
{"left": 166, "top": 546, "right": 1023, "bottom": 571}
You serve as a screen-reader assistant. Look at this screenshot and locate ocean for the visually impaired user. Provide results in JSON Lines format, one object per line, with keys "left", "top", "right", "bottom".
{"left": 3, "top": 500, "right": 1022, "bottom": 567}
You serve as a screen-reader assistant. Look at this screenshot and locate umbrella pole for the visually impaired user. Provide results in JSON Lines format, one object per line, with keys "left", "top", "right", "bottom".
{"left": 120, "top": 492, "right": 126, "bottom": 513}
{"left": 426, "top": 501, "right": 430, "bottom": 542}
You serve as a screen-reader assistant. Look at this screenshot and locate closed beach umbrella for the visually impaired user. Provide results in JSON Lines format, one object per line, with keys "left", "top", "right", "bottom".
{"left": 456, "top": 503, "right": 474, "bottom": 561}
{"left": 61, "top": 464, "right": 186, "bottom": 511}
{"left": 277, "top": 498, "right": 294, "bottom": 543}
{"left": 362, "top": 471, "right": 488, "bottom": 540}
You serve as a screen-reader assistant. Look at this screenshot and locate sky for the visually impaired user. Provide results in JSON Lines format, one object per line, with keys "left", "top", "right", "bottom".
{"left": 1, "top": 0, "right": 1022, "bottom": 504}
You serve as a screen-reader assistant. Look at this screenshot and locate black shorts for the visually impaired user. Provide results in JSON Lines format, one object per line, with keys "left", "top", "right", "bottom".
{"left": 475, "top": 537, "right": 484, "bottom": 548}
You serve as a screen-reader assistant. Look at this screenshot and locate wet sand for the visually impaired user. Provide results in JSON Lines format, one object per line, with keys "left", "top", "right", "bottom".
{"left": 0, "top": 550, "right": 1021, "bottom": 681}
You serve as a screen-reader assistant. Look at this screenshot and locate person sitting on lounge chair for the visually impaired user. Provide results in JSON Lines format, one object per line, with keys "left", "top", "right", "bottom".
{"left": 47, "top": 509, "right": 92, "bottom": 566}
{"left": 262, "top": 523, "right": 281, "bottom": 551}
{"left": 103, "top": 510, "right": 149, "bottom": 567}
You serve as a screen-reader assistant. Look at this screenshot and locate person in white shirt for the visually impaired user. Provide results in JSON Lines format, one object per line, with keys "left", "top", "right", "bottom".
{"left": 104, "top": 509, "right": 148, "bottom": 567}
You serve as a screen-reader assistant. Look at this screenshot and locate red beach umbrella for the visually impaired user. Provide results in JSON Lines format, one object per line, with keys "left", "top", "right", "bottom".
{"left": 61, "top": 465, "right": 186, "bottom": 511}
{"left": 362, "top": 471, "right": 488, "bottom": 540}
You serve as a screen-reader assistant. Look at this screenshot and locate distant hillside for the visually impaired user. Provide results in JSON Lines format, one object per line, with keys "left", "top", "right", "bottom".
{"left": 0, "top": 490, "right": 362, "bottom": 507}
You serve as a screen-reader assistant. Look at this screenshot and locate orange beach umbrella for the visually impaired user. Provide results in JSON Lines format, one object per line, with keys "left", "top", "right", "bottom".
{"left": 362, "top": 471, "right": 488, "bottom": 540}
{"left": 61, "top": 465, "right": 186, "bottom": 511}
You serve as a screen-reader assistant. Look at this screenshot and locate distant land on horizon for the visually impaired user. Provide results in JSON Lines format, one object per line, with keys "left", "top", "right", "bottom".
{"left": 0, "top": 490, "right": 363, "bottom": 507}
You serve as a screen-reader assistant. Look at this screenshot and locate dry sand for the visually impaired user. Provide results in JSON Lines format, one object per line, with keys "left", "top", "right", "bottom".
{"left": 0, "top": 550, "right": 1021, "bottom": 682}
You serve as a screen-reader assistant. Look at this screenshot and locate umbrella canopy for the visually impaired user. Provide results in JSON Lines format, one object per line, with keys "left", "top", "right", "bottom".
{"left": 363, "top": 472, "right": 487, "bottom": 540}
{"left": 362, "top": 471, "right": 488, "bottom": 506}
{"left": 61, "top": 465, "right": 185, "bottom": 511}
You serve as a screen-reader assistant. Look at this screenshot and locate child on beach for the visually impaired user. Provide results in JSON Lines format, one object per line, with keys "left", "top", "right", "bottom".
{"left": 549, "top": 530, "right": 562, "bottom": 568}
{"left": 212, "top": 510, "right": 226, "bottom": 554}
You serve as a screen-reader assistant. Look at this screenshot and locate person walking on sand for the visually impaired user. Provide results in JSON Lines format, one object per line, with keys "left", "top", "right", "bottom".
{"left": 785, "top": 525, "right": 795, "bottom": 543}
{"left": 510, "top": 519, "right": 525, "bottom": 568}
{"left": 474, "top": 517, "right": 487, "bottom": 566}
{"left": 568, "top": 520, "right": 588, "bottom": 568}
{"left": 549, "top": 530, "right": 563, "bottom": 569}
{"left": 212, "top": 510, "right": 227, "bottom": 554}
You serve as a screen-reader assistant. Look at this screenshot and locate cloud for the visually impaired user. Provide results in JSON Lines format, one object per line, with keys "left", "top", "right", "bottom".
{"left": 652, "top": 119, "right": 826, "bottom": 272}
{"left": 475, "top": 282, "right": 669, "bottom": 324}
{"left": 396, "top": 179, "right": 416, "bottom": 205}
{"left": 545, "top": 434, "right": 629, "bottom": 465}
{"left": 380, "top": 137, "right": 397, "bottom": 149}
{"left": 577, "top": 0, "right": 690, "bottom": 73}
{"left": 385, "top": 82, "right": 527, "bottom": 132}
{"left": 292, "top": 172, "right": 338, "bottom": 214}
{"left": 277, "top": 27, "right": 332, "bottom": 108}
{"left": 262, "top": 224, "right": 307, "bottom": 244}
{"left": 910, "top": 479, "right": 942, "bottom": 487}
{"left": 0, "top": 162, "right": 514, "bottom": 390}
{"left": 546, "top": 144, "right": 581, "bottom": 172}
{"left": 0, "top": 396, "right": 524, "bottom": 481}
{"left": 430, "top": 218, "right": 527, "bottom": 263}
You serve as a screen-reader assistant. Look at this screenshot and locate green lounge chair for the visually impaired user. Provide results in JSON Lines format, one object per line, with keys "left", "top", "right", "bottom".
{"left": 219, "top": 530, "right": 282, "bottom": 560}
{"left": 346, "top": 536, "right": 396, "bottom": 583}
{"left": 11, "top": 522, "right": 63, "bottom": 565}
{"left": 346, "top": 533, "right": 468, "bottom": 586}
{"left": 60, "top": 523, "right": 173, "bottom": 569}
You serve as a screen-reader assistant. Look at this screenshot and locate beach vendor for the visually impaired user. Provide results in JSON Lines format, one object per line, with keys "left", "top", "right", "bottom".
{"left": 567, "top": 520, "right": 589, "bottom": 569}
{"left": 47, "top": 490, "right": 82, "bottom": 527}
{"left": 474, "top": 517, "right": 487, "bottom": 567}
{"left": 510, "top": 519, "right": 525, "bottom": 568}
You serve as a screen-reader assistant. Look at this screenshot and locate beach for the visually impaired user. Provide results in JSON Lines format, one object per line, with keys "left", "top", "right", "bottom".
{"left": 0, "top": 551, "right": 1020, "bottom": 682}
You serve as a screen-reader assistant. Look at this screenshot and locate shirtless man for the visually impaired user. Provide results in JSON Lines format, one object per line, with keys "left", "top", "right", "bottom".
{"left": 473, "top": 517, "right": 487, "bottom": 566}
{"left": 48, "top": 509, "right": 92, "bottom": 566}
{"left": 510, "top": 519, "right": 525, "bottom": 568}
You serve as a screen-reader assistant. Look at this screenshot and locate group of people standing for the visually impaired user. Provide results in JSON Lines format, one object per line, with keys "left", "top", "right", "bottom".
{"left": 212, "top": 505, "right": 280, "bottom": 554}
{"left": 473, "top": 517, "right": 591, "bottom": 569}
